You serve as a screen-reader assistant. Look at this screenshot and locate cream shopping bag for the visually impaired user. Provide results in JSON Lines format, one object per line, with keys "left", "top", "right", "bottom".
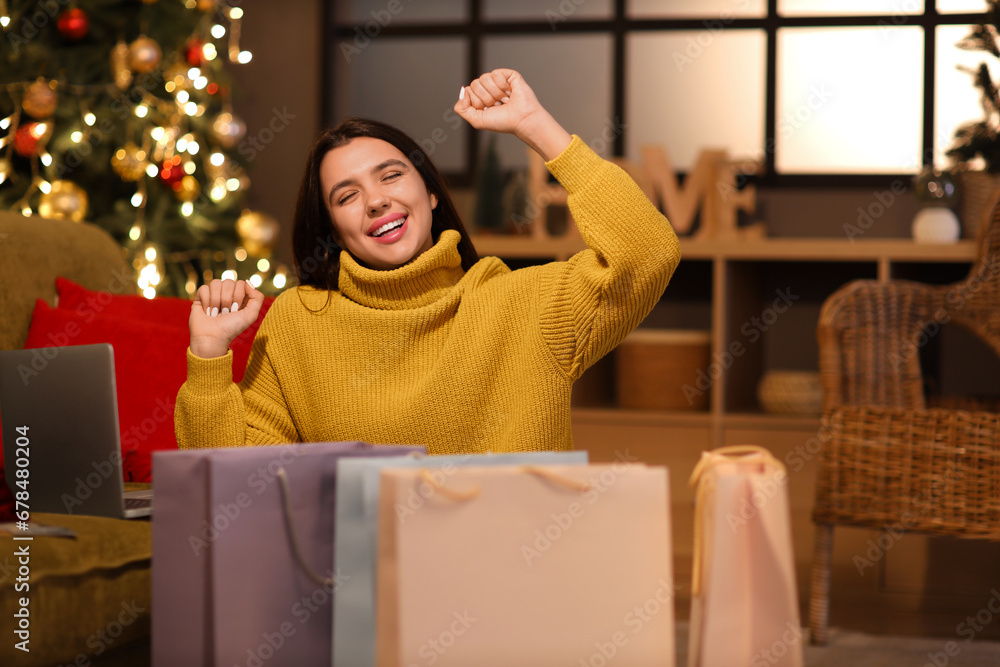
{"left": 687, "top": 445, "right": 804, "bottom": 667}
{"left": 376, "top": 464, "right": 675, "bottom": 667}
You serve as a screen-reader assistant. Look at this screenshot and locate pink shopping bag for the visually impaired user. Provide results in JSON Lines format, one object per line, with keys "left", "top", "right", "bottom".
{"left": 687, "top": 445, "right": 804, "bottom": 667}
{"left": 376, "top": 463, "right": 675, "bottom": 667}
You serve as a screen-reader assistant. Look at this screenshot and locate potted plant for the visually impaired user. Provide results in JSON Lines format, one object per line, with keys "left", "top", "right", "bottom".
{"left": 946, "top": 0, "right": 1000, "bottom": 236}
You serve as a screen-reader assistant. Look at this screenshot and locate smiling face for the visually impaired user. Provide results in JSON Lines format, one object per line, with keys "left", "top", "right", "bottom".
{"left": 320, "top": 137, "right": 438, "bottom": 271}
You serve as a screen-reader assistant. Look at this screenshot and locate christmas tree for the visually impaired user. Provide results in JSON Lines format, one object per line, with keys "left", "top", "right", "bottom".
{"left": 0, "top": 0, "right": 288, "bottom": 298}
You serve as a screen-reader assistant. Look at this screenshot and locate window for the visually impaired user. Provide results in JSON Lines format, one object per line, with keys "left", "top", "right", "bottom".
{"left": 327, "top": 1, "right": 988, "bottom": 186}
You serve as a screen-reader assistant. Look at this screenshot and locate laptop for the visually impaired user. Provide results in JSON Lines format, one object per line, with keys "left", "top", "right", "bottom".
{"left": 0, "top": 343, "right": 152, "bottom": 519}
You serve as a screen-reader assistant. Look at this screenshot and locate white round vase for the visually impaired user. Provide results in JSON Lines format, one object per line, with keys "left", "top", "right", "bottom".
{"left": 912, "top": 207, "right": 960, "bottom": 244}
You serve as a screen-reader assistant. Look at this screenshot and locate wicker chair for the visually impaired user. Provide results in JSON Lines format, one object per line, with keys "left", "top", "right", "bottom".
{"left": 809, "top": 194, "right": 1000, "bottom": 645}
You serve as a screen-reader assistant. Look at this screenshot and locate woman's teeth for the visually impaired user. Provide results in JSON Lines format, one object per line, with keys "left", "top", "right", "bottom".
{"left": 372, "top": 217, "right": 405, "bottom": 237}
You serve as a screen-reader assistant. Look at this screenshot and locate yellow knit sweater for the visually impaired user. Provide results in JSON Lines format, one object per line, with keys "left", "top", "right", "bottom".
{"left": 174, "top": 136, "right": 680, "bottom": 454}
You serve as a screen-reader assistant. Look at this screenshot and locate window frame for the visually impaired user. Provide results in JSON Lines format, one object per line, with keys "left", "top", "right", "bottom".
{"left": 325, "top": 0, "right": 985, "bottom": 189}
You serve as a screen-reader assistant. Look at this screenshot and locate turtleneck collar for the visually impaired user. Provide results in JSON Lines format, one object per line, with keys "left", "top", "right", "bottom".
{"left": 337, "top": 229, "right": 466, "bottom": 310}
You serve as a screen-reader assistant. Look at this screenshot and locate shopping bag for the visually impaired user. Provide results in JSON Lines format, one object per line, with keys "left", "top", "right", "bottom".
{"left": 332, "top": 450, "right": 589, "bottom": 667}
{"left": 687, "top": 445, "right": 803, "bottom": 667}
{"left": 376, "top": 463, "right": 674, "bottom": 667}
{"left": 151, "top": 441, "right": 422, "bottom": 667}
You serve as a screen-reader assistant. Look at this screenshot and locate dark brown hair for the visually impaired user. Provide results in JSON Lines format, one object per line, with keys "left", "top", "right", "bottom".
{"left": 291, "top": 117, "right": 479, "bottom": 291}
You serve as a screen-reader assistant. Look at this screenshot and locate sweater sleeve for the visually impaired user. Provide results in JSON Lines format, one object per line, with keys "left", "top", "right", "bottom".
{"left": 538, "top": 135, "right": 681, "bottom": 379}
{"left": 173, "top": 315, "right": 300, "bottom": 449}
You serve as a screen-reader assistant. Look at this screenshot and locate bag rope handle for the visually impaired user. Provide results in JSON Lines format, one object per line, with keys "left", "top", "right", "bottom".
{"left": 418, "top": 469, "right": 481, "bottom": 501}
{"left": 688, "top": 445, "right": 782, "bottom": 488}
{"left": 416, "top": 465, "right": 591, "bottom": 502}
{"left": 521, "top": 465, "right": 592, "bottom": 492}
{"left": 688, "top": 445, "right": 785, "bottom": 596}
{"left": 275, "top": 467, "right": 336, "bottom": 587}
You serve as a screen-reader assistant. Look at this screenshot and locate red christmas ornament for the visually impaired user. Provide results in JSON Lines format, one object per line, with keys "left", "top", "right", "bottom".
{"left": 57, "top": 9, "right": 90, "bottom": 41}
{"left": 158, "top": 155, "right": 185, "bottom": 189}
{"left": 13, "top": 123, "right": 47, "bottom": 157}
{"left": 185, "top": 38, "right": 204, "bottom": 67}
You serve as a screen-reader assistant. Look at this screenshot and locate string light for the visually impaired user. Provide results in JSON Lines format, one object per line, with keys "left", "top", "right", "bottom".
{"left": 221, "top": 270, "right": 237, "bottom": 281}
{"left": 273, "top": 273, "right": 287, "bottom": 289}
{"left": 211, "top": 24, "right": 226, "bottom": 39}
{"left": 235, "top": 248, "right": 247, "bottom": 261}
{"left": 257, "top": 258, "right": 270, "bottom": 272}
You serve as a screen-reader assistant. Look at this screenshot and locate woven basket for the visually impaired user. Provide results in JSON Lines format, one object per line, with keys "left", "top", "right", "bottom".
{"left": 813, "top": 406, "right": 1000, "bottom": 538}
{"left": 616, "top": 329, "right": 711, "bottom": 411}
{"left": 756, "top": 370, "right": 823, "bottom": 415}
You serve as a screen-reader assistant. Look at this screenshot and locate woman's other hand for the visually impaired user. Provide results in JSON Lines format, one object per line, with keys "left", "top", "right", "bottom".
{"left": 189, "top": 279, "right": 265, "bottom": 359}
{"left": 454, "top": 68, "right": 572, "bottom": 162}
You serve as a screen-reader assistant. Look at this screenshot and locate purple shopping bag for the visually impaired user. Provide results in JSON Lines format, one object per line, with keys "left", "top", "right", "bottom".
{"left": 152, "top": 442, "right": 422, "bottom": 667}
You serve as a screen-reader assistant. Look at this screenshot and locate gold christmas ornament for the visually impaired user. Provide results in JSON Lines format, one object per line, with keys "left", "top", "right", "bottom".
{"left": 129, "top": 36, "right": 162, "bottom": 74}
{"left": 22, "top": 80, "right": 58, "bottom": 119}
{"left": 175, "top": 175, "right": 200, "bottom": 202}
{"left": 111, "top": 143, "right": 147, "bottom": 181}
{"left": 38, "top": 180, "right": 89, "bottom": 222}
{"left": 211, "top": 112, "right": 247, "bottom": 149}
{"left": 111, "top": 40, "right": 133, "bottom": 90}
{"left": 236, "top": 210, "right": 280, "bottom": 258}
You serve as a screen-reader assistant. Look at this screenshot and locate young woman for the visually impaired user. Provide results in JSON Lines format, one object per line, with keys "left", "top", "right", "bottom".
{"left": 175, "top": 69, "right": 681, "bottom": 455}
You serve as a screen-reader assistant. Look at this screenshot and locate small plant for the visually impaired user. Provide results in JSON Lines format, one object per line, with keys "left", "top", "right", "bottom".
{"left": 946, "top": 0, "right": 1000, "bottom": 172}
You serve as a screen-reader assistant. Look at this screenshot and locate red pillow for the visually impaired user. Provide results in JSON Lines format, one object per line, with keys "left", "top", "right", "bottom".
{"left": 55, "top": 277, "right": 275, "bottom": 383}
{"left": 56, "top": 275, "right": 192, "bottom": 330}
